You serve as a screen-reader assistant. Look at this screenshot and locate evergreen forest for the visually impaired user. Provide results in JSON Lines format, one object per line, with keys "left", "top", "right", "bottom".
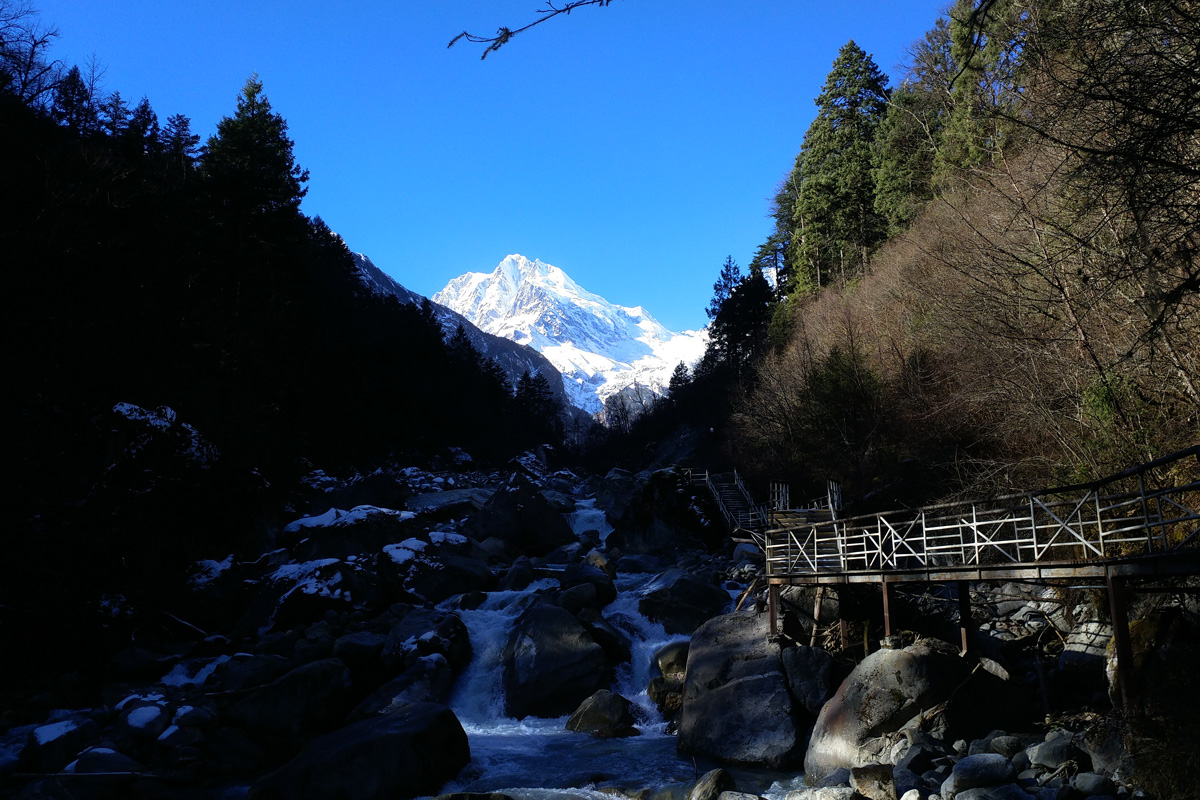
{"left": 0, "top": 9, "right": 568, "bottom": 678}
{"left": 634, "top": 0, "right": 1199, "bottom": 509}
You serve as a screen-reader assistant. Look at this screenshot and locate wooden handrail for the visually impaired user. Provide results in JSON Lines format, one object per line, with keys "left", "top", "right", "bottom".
{"left": 765, "top": 446, "right": 1200, "bottom": 578}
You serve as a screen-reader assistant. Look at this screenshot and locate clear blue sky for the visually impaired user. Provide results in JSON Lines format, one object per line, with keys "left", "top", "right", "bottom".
{"left": 36, "top": 0, "right": 948, "bottom": 332}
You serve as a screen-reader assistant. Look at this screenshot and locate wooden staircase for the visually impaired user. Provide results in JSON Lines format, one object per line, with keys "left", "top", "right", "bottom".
{"left": 686, "top": 468, "right": 768, "bottom": 541}
{"left": 710, "top": 472, "right": 758, "bottom": 531}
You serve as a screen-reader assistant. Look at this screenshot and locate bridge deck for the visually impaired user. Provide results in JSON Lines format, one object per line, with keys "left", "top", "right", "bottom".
{"left": 765, "top": 550, "right": 1200, "bottom": 585}
{"left": 763, "top": 445, "right": 1200, "bottom": 586}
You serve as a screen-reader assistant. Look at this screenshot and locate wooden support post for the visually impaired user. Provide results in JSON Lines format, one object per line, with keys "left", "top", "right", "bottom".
{"left": 1107, "top": 574, "right": 1137, "bottom": 717}
{"left": 882, "top": 581, "right": 896, "bottom": 638}
{"left": 957, "top": 580, "right": 975, "bottom": 655}
{"left": 839, "top": 617, "right": 850, "bottom": 653}
{"left": 810, "top": 587, "right": 825, "bottom": 647}
{"left": 768, "top": 583, "right": 779, "bottom": 637}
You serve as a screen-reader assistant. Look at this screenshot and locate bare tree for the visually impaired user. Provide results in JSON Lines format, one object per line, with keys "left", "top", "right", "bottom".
{"left": 0, "top": 0, "right": 61, "bottom": 105}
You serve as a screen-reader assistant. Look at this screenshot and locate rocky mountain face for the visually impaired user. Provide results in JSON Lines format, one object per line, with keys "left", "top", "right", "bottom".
{"left": 352, "top": 253, "right": 568, "bottom": 405}
{"left": 433, "top": 255, "right": 707, "bottom": 416}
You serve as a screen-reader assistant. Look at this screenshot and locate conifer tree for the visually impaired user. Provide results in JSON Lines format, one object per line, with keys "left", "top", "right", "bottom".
{"left": 203, "top": 74, "right": 309, "bottom": 215}
{"left": 51, "top": 65, "right": 98, "bottom": 135}
{"left": 123, "top": 96, "right": 160, "bottom": 156}
{"left": 514, "top": 370, "right": 563, "bottom": 444}
{"left": 935, "top": 0, "right": 1024, "bottom": 177}
{"left": 163, "top": 113, "right": 200, "bottom": 172}
{"left": 701, "top": 266, "right": 774, "bottom": 381}
{"left": 668, "top": 361, "right": 692, "bottom": 397}
{"left": 100, "top": 90, "right": 130, "bottom": 137}
{"left": 707, "top": 256, "right": 742, "bottom": 320}
{"left": 872, "top": 17, "right": 954, "bottom": 233}
{"left": 448, "top": 324, "right": 483, "bottom": 371}
{"left": 790, "top": 41, "right": 890, "bottom": 290}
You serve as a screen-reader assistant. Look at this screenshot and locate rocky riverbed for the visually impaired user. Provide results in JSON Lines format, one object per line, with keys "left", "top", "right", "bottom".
{"left": 0, "top": 435, "right": 1188, "bottom": 799}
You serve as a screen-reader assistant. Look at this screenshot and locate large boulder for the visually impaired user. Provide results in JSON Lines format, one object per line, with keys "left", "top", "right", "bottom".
{"left": 639, "top": 569, "right": 732, "bottom": 634}
{"left": 804, "top": 641, "right": 972, "bottom": 783}
{"left": 350, "top": 653, "right": 456, "bottom": 721}
{"left": 379, "top": 539, "right": 496, "bottom": 605}
{"left": 282, "top": 505, "right": 421, "bottom": 561}
{"left": 939, "top": 753, "right": 1017, "bottom": 799}
{"left": 249, "top": 702, "right": 469, "bottom": 800}
{"left": 462, "top": 474, "right": 575, "bottom": 556}
{"left": 593, "top": 468, "right": 640, "bottom": 518}
{"left": 225, "top": 658, "right": 354, "bottom": 756}
{"left": 20, "top": 716, "right": 103, "bottom": 773}
{"left": 406, "top": 488, "right": 494, "bottom": 518}
{"left": 503, "top": 604, "right": 611, "bottom": 718}
{"left": 381, "top": 608, "right": 472, "bottom": 674}
{"left": 565, "top": 689, "right": 640, "bottom": 738}
{"left": 606, "top": 470, "right": 712, "bottom": 555}
{"left": 561, "top": 563, "right": 617, "bottom": 608}
{"left": 677, "top": 610, "right": 806, "bottom": 768}
{"left": 323, "top": 469, "right": 412, "bottom": 512}
{"left": 781, "top": 645, "right": 837, "bottom": 718}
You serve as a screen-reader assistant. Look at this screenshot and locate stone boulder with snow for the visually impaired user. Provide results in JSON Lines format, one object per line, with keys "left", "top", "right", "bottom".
{"left": 282, "top": 505, "right": 422, "bottom": 561}
{"left": 462, "top": 473, "right": 575, "bottom": 556}
{"left": 378, "top": 536, "right": 496, "bottom": 605}
{"left": 380, "top": 607, "right": 472, "bottom": 675}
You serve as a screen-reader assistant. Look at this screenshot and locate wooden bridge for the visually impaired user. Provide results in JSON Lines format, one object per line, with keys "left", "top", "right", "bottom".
{"left": 760, "top": 445, "right": 1200, "bottom": 713}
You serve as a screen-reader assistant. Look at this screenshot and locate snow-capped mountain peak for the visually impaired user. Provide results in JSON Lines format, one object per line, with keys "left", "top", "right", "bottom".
{"left": 434, "top": 255, "right": 707, "bottom": 415}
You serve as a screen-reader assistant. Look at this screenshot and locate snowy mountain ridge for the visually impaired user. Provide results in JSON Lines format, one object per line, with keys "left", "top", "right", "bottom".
{"left": 350, "top": 252, "right": 568, "bottom": 406}
{"left": 434, "top": 254, "right": 707, "bottom": 415}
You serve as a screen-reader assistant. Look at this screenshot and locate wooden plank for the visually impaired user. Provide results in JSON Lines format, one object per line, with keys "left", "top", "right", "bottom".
{"left": 1107, "top": 575, "right": 1136, "bottom": 717}
{"left": 957, "top": 580, "right": 974, "bottom": 655}
{"left": 810, "top": 586, "right": 825, "bottom": 647}
{"left": 768, "top": 584, "right": 779, "bottom": 637}
{"left": 882, "top": 580, "right": 897, "bottom": 637}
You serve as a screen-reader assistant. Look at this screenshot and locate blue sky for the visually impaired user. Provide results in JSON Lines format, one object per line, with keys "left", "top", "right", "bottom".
{"left": 36, "top": 0, "right": 948, "bottom": 332}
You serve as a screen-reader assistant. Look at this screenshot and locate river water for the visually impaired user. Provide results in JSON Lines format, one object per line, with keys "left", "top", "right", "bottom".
{"left": 432, "top": 564, "right": 808, "bottom": 800}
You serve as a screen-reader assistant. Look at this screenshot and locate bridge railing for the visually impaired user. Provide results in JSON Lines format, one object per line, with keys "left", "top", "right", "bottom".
{"left": 765, "top": 446, "right": 1200, "bottom": 577}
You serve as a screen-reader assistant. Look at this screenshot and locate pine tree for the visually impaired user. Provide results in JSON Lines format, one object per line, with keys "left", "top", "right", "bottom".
{"left": 163, "top": 113, "right": 200, "bottom": 172}
{"left": 935, "top": 0, "right": 1024, "bottom": 177}
{"left": 514, "top": 370, "right": 563, "bottom": 444}
{"left": 751, "top": 159, "right": 804, "bottom": 296}
{"left": 668, "top": 361, "right": 692, "bottom": 397}
{"left": 707, "top": 256, "right": 742, "bottom": 321}
{"left": 791, "top": 41, "right": 890, "bottom": 290}
{"left": 448, "top": 324, "right": 483, "bottom": 371}
{"left": 749, "top": 235, "right": 787, "bottom": 295}
{"left": 872, "top": 17, "right": 954, "bottom": 234}
{"left": 124, "top": 96, "right": 161, "bottom": 157}
{"left": 701, "top": 266, "right": 774, "bottom": 381}
{"left": 51, "top": 65, "right": 98, "bottom": 135}
{"left": 100, "top": 90, "right": 130, "bottom": 138}
{"left": 202, "top": 74, "right": 309, "bottom": 215}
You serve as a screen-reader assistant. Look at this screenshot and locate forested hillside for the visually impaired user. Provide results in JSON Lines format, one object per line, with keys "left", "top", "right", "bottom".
{"left": 0, "top": 7, "right": 567, "bottom": 674}
{"left": 656, "top": 0, "right": 1199, "bottom": 506}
